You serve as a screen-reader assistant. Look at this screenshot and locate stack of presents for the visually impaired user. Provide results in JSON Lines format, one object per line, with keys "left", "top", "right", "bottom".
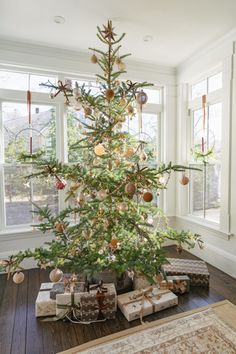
{"left": 35, "top": 258, "right": 210, "bottom": 323}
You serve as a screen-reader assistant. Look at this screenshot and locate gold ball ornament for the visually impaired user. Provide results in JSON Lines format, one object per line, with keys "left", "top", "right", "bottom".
{"left": 125, "top": 182, "right": 136, "bottom": 196}
{"left": 136, "top": 90, "right": 148, "bottom": 105}
{"left": 125, "top": 147, "right": 135, "bottom": 157}
{"left": 117, "top": 115, "right": 126, "bottom": 123}
{"left": 180, "top": 175, "right": 189, "bottom": 185}
{"left": 94, "top": 144, "right": 105, "bottom": 156}
{"left": 84, "top": 106, "right": 92, "bottom": 116}
{"left": 91, "top": 54, "right": 98, "bottom": 64}
{"left": 127, "top": 105, "right": 134, "bottom": 115}
{"left": 143, "top": 191, "right": 153, "bottom": 202}
{"left": 49, "top": 268, "right": 63, "bottom": 283}
{"left": 54, "top": 223, "right": 65, "bottom": 233}
{"left": 13, "top": 272, "right": 25, "bottom": 284}
{"left": 119, "top": 98, "right": 127, "bottom": 107}
{"left": 105, "top": 88, "right": 115, "bottom": 101}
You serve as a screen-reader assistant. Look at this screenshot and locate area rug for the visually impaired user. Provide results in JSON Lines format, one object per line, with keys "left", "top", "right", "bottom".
{"left": 60, "top": 301, "right": 236, "bottom": 354}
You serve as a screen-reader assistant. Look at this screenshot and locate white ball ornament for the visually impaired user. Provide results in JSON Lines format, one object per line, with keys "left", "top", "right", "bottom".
{"left": 13, "top": 271, "right": 25, "bottom": 284}
{"left": 94, "top": 144, "right": 105, "bottom": 156}
{"left": 49, "top": 268, "right": 63, "bottom": 283}
{"left": 97, "top": 190, "right": 108, "bottom": 200}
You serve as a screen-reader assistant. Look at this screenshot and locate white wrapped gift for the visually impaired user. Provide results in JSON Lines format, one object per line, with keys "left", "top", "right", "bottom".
{"left": 118, "top": 287, "right": 178, "bottom": 322}
{"left": 35, "top": 283, "right": 56, "bottom": 317}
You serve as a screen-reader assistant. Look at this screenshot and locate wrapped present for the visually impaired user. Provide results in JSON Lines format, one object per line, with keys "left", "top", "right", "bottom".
{"left": 162, "top": 258, "right": 209, "bottom": 287}
{"left": 133, "top": 275, "right": 152, "bottom": 290}
{"left": 166, "top": 275, "right": 190, "bottom": 294}
{"left": 117, "top": 287, "right": 178, "bottom": 322}
{"left": 159, "top": 279, "right": 174, "bottom": 290}
{"left": 50, "top": 281, "right": 87, "bottom": 300}
{"left": 56, "top": 283, "right": 117, "bottom": 322}
{"left": 35, "top": 283, "right": 56, "bottom": 317}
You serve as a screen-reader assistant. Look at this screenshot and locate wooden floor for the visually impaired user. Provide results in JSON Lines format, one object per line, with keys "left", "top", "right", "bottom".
{"left": 1, "top": 246, "right": 236, "bottom": 354}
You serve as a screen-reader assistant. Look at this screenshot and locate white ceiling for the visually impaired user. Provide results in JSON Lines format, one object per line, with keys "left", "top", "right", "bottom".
{"left": 1, "top": 0, "right": 236, "bottom": 67}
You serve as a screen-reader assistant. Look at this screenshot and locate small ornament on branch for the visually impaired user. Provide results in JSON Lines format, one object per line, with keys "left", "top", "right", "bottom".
{"left": 143, "top": 191, "right": 153, "bottom": 203}
{"left": 105, "top": 88, "right": 115, "bottom": 101}
{"left": 49, "top": 268, "right": 63, "bottom": 283}
{"left": 54, "top": 223, "right": 66, "bottom": 233}
{"left": 13, "top": 271, "right": 25, "bottom": 284}
{"left": 55, "top": 177, "right": 67, "bottom": 190}
{"left": 125, "top": 182, "right": 136, "bottom": 196}
{"left": 91, "top": 53, "right": 98, "bottom": 64}
{"left": 84, "top": 106, "right": 92, "bottom": 116}
{"left": 94, "top": 143, "right": 106, "bottom": 156}
{"left": 180, "top": 174, "right": 189, "bottom": 186}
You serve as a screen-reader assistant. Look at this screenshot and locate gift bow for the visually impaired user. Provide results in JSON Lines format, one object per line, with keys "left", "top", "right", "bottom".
{"left": 173, "top": 280, "right": 187, "bottom": 293}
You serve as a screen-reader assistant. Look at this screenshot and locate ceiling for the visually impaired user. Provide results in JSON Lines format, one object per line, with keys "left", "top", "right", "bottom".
{"left": 1, "top": 0, "right": 236, "bottom": 67}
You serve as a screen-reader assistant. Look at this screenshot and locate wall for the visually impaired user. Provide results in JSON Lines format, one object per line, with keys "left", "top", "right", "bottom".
{"left": 0, "top": 39, "right": 177, "bottom": 265}
{"left": 175, "top": 29, "right": 236, "bottom": 278}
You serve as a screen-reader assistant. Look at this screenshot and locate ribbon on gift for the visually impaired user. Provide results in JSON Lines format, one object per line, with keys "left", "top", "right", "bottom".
{"left": 89, "top": 280, "right": 108, "bottom": 293}
{"left": 173, "top": 280, "right": 187, "bottom": 294}
{"left": 159, "top": 280, "right": 174, "bottom": 290}
{"left": 122, "top": 287, "right": 170, "bottom": 324}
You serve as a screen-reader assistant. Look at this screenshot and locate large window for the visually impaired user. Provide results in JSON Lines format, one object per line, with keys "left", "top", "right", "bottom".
{"left": 188, "top": 72, "right": 222, "bottom": 224}
{"left": 0, "top": 70, "right": 162, "bottom": 232}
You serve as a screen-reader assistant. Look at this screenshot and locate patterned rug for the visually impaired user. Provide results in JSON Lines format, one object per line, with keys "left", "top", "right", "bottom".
{"left": 77, "top": 309, "right": 236, "bottom": 353}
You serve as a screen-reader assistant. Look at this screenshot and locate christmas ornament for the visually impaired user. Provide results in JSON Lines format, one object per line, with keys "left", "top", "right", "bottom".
{"left": 13, "top": 271, "right": 24, "bottom": 284}
{"left": 110, "top": 238, "right": 119, "bottom": 248}
{"left": 94, "top": 143, "right": 105, "bottom": 156}
{"left": 180, "top": 175, "right": 189, "bottom": 185}
{"left": 117, "top": 60, "right": 126, "bottom": 71}
{"left": 136, "top": 90, "right": 148, "bottom": 105}
{"left": 117, "top": 202, "right": 128, "bottom": 212}
{"left": 143, "top": 191, "right": 153, "bottom": 202}
{"left": 127, "top": 105, "right": 134, "bottom": 115}
{"left": 176, "top": 245, "right": 183, "bottom": 253}
{"left": 49, "top": 268, "right": 63, "bottom": 282}
{"left": 55, "top": 178, "right": 67, "bottom": 190}
{"left": 105, "top": 88, "right": 115, "bottom": 101}
{"left": 159, "top": 176, "right": 166, "bottom": 185}
{"left": 125, "top": 147, "right": 135, "bottom": 157}
{"left": 96, "top": 189, "right": 108, "bottom": 200}
{"left": 54, "top": 223, "right": 65, "bottom": 233}
{"left": 84, "top": 106, "right": 92, "bottom": 116}
{"left": 91, "top": 53, "right": 98, "bottom": 64}
{"left": 119, "top": 98, "right": 127, "bottom": 107}
{"left": 117, "top": 115, "right": 126, "bottom": 123}
{"left": 116, "top": 57, "right": 122, "bottom": 65}
{"left": 139, "top": 150, "right": 148, "bottom": 162}
{"left": 125, "top": 182, "right": 136, "bottom": 196}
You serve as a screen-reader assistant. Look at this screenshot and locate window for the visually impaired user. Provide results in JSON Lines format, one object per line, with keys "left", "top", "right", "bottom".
{"left": 188, "top": 72, "right": 222, "bottom": 224}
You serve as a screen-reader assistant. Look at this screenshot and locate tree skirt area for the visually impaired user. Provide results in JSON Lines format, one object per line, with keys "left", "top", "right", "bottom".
{"left": 60, "top": 301, "right": 236, "bottom": 354}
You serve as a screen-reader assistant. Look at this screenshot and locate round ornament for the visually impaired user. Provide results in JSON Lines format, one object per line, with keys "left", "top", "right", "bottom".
{"left": 55, "top": 178, "right": 67, "bottom": 190}
{"left": 117, "top": 202, "right": 128, "bottom": 212}
{"left": 125, "top": 147, "right": 135, "bottom": 157}
{"left": 127, "top": 105, "right": 134, "bottom": 115}
{"left": 136, "top": 90, "right": 148, "bottom": 105}
{"left": 125, "top": 182, "right": 136, "bottom": 196}
{"left": 49, "top": 268, "right": 63, "bottom": 283}
{"left": 119, "top": 98, "right": 127, "bottom": 107}
{"left": 94, "top": 144, "right": 105, "bottom": 156}
{"left": 84, "top": 106, "right": 92, "bottom": 116}
{"left": 143, "top": 191, "right": 153, "bottom": 202}
{"left": 96, "top": 189, "right": 108, "bottom": 201}
{"left": 117, "top": 115, "right": 126, "bottom": 123}
{"left": 118, "top": 61, "right": 126, "bottom": 71}
{"left": 13, "top": 271, "right": 25, "bottom": 284}
{"left": 91, "top": 54, "right": 98, "bottom": 64}
{"left": 110, "top": 239, "right": 119, "bottom": 248}
{"left": 180, "top": 175, "right": 189, "bottom": 186}
{"left": 55, "top": 223, "right": 65, "bottom": 233}
{"left": 139, "top": 151, "right": 148, "bottom": 162}
{"left": 105, "top": 89, "right": 115, "bottom": 101}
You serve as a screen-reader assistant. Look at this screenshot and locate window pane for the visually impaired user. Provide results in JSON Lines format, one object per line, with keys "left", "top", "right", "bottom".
{"left": 0, "top": 71, "right": 28, "bottom": 91}
{"left": 205, "top": 163, "right": 221, "bottom": 223}
{"left": 191, "top": 79, "right": 207, "bottom": 100}
{"left": 190, "top": 164, "right": 204, "bottom": 218}
{"left": 209, "top": 102, "right": 222, "bottom": 160}
{"left": 4, "top": 165, "right": 58, "bottom": 226}
{"left": 208, "top": 72, "right": 222, "bottom": 93}
{"left": 29, "top": 74, "right": 57, "bottom": 93}
{"left": 68, "top": 79, "right": 100, "bottom": 96}
{"left": 144, "top": 88, "right": 161, "bottom": 104}
{"left": 67, "top": 107, "right": 85, "bottom": 163}
{"left": 3, "top": 102, "right": 56, "bottom": 163}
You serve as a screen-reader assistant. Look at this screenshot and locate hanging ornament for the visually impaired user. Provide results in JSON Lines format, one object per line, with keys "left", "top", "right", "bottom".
{"left": 125, "top": 147, "right": 135, "bottom": 157}
{"left": 91, "top": 53, "right": 98, "bottom": 64}
{"left": 54, "top": 223, "right": 65, "bottom": 233}
{"left": 117, "top": 60, "right": 126, "bottom": 71}
{"left": 117, "top": 115, "right": 126, "bottom": 123}
{"left": 127, "top": 105, "right": 134, "bottom": 115}
{"left": 143, "top": 191, "right": 153, "bottom": 202}
{"left": 105, "top": 88, "right": 115, "bottom": 101}
{"left": 49, "top": 268, "right": 63, "bottom": 282}
{"left": 180, "top": 174, "right": 189, "bottom": 186}
{"left": 139, "top": 150, "right": 148, "bottom": 162}
{"left": 55, "top": 178, "right": 67, "bottom": 190}
{"left": 94, "top": 143, "right": 106, "bottom": 156}
{"left": 125, "top": 182, "right": 136, "bottom": 196}
{"left": 84, "top": 106, "right": 92, "bottom": 116}
{"left": 117, "top": 202, "right": 128, "bottom": 212}
{"left": 13, "top": 271, "right": 25, "bottom": 284}
{"left": 119, "top": 97, "right": 127, "bottom": 107}
{"left": 73, "top": 82, "right": 80, "bottom": 98}
{"left": 136, "top": 90, "right": 148, "bottom": 106}
{"left": 96, "top": 189, "right": 108, "bottom": 201}
{"left": 110, "top": 238, "right": 119, "bottom": 249}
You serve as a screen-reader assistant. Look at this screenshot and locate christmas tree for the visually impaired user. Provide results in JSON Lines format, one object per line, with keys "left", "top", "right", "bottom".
{"left": 1, "top": 21, "right": 202, "bottom": 285}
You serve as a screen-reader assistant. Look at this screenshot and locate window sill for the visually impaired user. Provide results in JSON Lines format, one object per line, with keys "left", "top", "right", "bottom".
{"left": 175, "top": 215, "right": 232, "bottom": 240}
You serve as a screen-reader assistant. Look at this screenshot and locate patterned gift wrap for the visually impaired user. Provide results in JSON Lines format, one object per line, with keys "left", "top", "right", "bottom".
{"left": 56, "top": 283, "right": 117, "bottom": 322}
{"left": 166, "top": 275, "right": 190, "bottom": 294}
{"left": 133, "top": 275, "right": 152, "bottom": 290}
{"left": 163, "top": 258, "right": 209, "bottom": 287}
{"left": 50, "top": 281, "right": 87, "bottom": 300}
{"left": 35, "top": 283, "right": 56, "bottom": 317}
{"left": 118, "top": 288, "right": 178, "bottom": 322}
{"left": 159, "top": 279, "right": 174, "bottom": 290}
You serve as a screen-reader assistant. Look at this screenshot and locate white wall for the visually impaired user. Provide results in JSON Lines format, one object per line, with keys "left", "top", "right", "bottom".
{"left": 175, "top": 30, "right": 236, "bottom": 278}
{"left": 0, "top": 39, "right": 177, "bottom": 264}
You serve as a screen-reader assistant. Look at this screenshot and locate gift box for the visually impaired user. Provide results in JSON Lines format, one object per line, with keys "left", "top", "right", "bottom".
{"left": 35, "top": 283, "right": 56, "bottom": 317}
{"left": 133, "top": 275, "right": 152, "bottom": 290}
{"left": 117, "top": 287, "right": 178, "bottom": 322}
{"left": 159, "top": 279, "right": 174, "bottom": 290}
{"left": 56, "top": 283, "right": 117, "bottom": 322}
{"left": 166, "top": 275, "right": 190, "bottom": 294}
{"left": 50, "top": 281, "right": 87, "bottom": 300}
{"left": 162, "top": 258, "right": 209, "bottom": 287}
